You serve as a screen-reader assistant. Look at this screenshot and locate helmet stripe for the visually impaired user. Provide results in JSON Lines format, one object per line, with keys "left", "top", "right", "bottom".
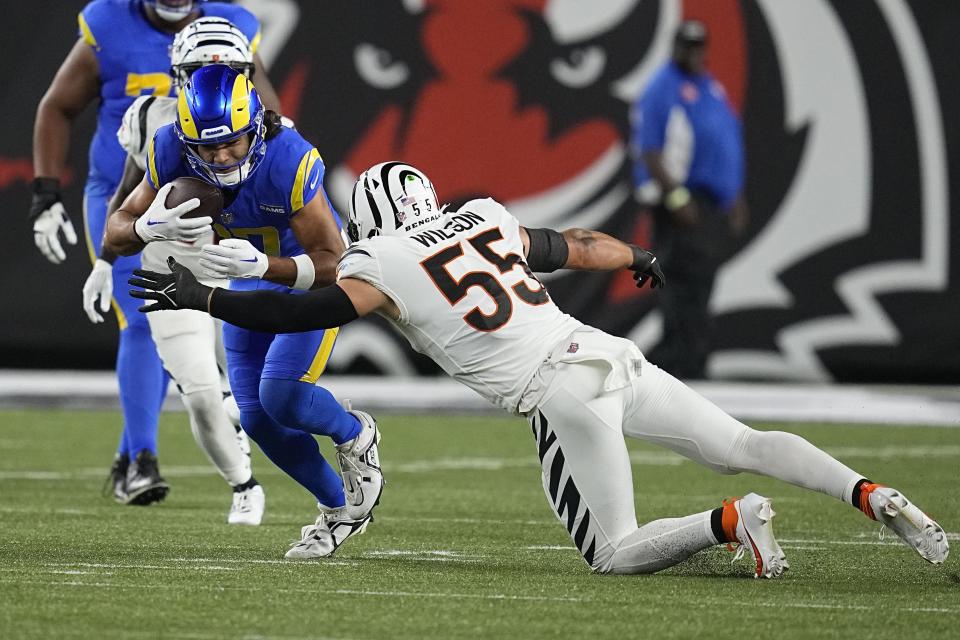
{"left": 177, "top": 92, "right": 199, "bottom": 139}
{"left": 362, "top": 173, "right": 383, "bottom": 230}
{"left": 291, "top": 148, "right": 321, "bottom": 211}
{"left": 230, "top": 74, "right": 252, "bottom": 132}
{"left": 378, "top": 161, "right": 408, "bottom": 230}
{"left": 250, "top": 28, "right": 262, "bottom": 54}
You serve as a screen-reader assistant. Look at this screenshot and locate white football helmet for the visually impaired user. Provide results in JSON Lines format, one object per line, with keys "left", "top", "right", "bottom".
{"left": 170, "top": 17, "right": 255, "bottom": 87}
{"left": 348, "top": 162, "right": 441, "bottom": 242}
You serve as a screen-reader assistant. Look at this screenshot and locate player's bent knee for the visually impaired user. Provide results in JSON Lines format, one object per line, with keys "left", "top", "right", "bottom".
{"left": 181, "top": 388, "right": 228, "bottom": 431}
{"left": 258, "top": 378, "right": 313, "bottom": 427}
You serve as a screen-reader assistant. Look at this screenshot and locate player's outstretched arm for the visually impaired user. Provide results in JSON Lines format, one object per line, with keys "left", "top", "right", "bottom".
{"left": 520, "top": 227, "right": 665, "bottom": 288}
{"left": 129, "top": 258, "right": 390, "bottom": 334}
{"left": 30, "top": 39, "right": 99, "bottom": 263}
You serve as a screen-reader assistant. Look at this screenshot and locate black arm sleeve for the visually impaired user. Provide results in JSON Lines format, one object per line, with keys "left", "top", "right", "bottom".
{"left": 524, "top": 227, "right": 569, "bottom": 273}
{"left": 208, "top": 284, "right": 359, "bottom": 334}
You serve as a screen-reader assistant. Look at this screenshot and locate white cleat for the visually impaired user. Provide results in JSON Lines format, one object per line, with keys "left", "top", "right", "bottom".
{"left": 336, "top": 408, "right": 384, "bottom": 520}
{"left": 228, "top": 484, "right": 265, "bottom": 526}
{"left": 867, "top": 486, "right": 949, "bottom": 565}
{"left": 731, "top": 493, "right": 787, "bottom": 579}
{"left": 284, "top": 507, "right": 372, "bottom": 559}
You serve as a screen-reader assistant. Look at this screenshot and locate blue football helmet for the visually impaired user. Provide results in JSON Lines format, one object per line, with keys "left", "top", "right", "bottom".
{"left": 175, "top": 64, "right": 266, "bottom": 188}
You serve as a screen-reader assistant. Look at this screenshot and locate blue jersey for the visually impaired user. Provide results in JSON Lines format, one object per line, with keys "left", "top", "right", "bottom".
{"left": 78, "top": 0, "right": 260, "bottom": 183}
{"left": 630, "top": 62, "right": 744, "bottom": 210}
{"left": 146, "top": 124, "right": 336, "bottom": 292}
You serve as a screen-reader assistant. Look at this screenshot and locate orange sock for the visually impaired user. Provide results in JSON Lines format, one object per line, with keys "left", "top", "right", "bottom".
{"left": 857, "top": 482, "right": 884, "bottom": 520}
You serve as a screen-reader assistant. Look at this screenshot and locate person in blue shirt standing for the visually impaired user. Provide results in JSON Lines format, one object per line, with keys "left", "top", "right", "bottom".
{"left": 104, "top": 65, "right": 384, "bottom": 557}
{"left": 630, "top": 20, "right": 747, "bottom": 380}
{"left": 30, "top": 1, "right": 280, "bottom": 504}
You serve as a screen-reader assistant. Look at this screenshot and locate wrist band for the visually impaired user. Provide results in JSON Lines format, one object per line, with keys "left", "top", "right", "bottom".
{"left": 664, "top": 186, "right": 691, "bottom": 211}
{"left": 291, "top": 254, "right": 316, "bottom": 291}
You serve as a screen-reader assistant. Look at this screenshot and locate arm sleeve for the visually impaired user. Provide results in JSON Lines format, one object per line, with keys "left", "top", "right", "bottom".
{"left": 524, "top": 227, "right": 569, "bottom": 273}
{"left": 208, "top": 285, "right": 358, "bottom": 334}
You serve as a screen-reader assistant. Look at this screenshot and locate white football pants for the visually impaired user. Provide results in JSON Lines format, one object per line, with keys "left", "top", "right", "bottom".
{"left": 147, "top": 309, "right": 251, "bottom": 486}
{"left": 527, "top": 329, "right": 864, "bottom": 574}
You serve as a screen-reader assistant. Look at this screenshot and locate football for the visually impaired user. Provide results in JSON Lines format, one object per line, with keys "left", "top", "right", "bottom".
{"left": 164, "top": 176, "right": 223, "bottom": 224}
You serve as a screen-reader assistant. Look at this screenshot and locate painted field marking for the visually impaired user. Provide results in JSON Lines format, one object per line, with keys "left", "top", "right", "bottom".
{"left": 2, "top": 578, "right": 585, "bottom": 603}
{"left": 6, "top": 578, "right": 956, "bottom": 614}
{"left": 2, "top": 443, "right": 956, "bottom": 481}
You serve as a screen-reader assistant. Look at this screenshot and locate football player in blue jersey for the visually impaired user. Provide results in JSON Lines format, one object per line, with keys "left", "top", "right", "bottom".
{"left": 30, "top": 0, "right": 280, "bottom": 505}
{"left": 104, "top": 65, "right": 384, "bottom": 557}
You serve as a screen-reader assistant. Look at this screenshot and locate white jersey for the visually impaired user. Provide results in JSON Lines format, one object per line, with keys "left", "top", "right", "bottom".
{"left": 337, "top": 198, "right": 583, "bottom": 414}
{"left": 117, "top": 96, "right": 220, "bottom": 282}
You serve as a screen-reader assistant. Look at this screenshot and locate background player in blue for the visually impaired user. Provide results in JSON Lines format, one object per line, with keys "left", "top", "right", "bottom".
{"left": 29, "top": 0, "right": 280, "bottom": 504}
{"left": 104, "top": 65, "right": 384, "bottom": 557}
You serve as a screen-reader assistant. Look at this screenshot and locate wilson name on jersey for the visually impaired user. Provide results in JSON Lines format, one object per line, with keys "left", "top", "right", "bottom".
{"left": 337, "top": 198, "right": 582, "bottom": 414}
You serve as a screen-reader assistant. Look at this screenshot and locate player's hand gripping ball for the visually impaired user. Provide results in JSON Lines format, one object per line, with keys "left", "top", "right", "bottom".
{"left": 134, "top": 178, "right": 222, "bottom": 244}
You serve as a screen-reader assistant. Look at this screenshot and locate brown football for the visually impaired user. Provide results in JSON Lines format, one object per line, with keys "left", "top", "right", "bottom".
{"left": 164, "top": 176, "right": 223, "bottom": 224}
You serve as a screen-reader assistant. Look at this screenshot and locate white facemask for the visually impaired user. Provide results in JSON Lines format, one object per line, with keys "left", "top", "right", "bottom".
{"left": 154, "top": 2, "right": 193, "bottom": 23}
{"left": 210, "top": 162, "right": 252, "bottom": 188}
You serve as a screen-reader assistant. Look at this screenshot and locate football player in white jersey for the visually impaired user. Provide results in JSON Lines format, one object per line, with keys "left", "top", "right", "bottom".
{"left": 83, "top": 17, "right": 264, "bottom": 525}
{"left": 131, "top": 162, "right": 949, "bottom": 574}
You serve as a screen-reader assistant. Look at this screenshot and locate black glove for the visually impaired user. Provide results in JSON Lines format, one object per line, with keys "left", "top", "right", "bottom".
{"left": 29, "top": 177, "right": 62, "bottom": 221}
{"left": 129, "top": 256, "right": 213, "bottom": 312}
{"left": 629, "top": 246, "right": 666, "bottom": 289}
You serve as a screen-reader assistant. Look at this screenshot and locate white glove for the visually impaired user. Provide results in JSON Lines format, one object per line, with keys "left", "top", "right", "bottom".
{"left": 134, "top": 182, "right": 211, "bottom": 243}
{"left": 33, "top": 202, "right": 78, "bottom": 264}
{"left": 199, "top": 238, "right": 269, "bottom": 280}
{"left": 82, "top": 259, "right": 113, "bottom": 323}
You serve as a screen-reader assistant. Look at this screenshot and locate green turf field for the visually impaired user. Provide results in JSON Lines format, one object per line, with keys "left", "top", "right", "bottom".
{"left": 0, "top": 409, "right": 957, "bottom": 639}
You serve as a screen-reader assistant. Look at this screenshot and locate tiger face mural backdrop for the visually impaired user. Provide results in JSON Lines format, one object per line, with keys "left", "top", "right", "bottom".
{"left": 3, "top": 0, "right": 958, "bottom": 381}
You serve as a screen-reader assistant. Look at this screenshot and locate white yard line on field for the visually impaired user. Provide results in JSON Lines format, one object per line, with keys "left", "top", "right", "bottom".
{"left": 6, "top": 578, "right": 957, "bottom": 613}
{"left": 3, "top": 443, "right": 956, "bottom": 482}
{"left": 2, "top": 578, "right": 585, "bottom": 603}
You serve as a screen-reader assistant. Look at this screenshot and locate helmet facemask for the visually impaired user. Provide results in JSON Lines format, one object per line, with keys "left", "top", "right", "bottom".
{"left": 147, "top": 0, "right": 196, "bottom": 24}
{"left": 183, "top": 123, "right": 267, "bottom": 189}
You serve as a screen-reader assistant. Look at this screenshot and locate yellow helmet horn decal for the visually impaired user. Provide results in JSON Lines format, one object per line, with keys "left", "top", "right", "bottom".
{"left": 231, "top": 74, "right": 252, "bottom": 132}
{"left": 177, "top": 92, "right": 199, "bottom": 139}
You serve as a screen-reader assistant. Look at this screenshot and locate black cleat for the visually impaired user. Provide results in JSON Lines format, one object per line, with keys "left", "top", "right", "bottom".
{"left": 124, "top": 451, "right": 170, "bottom": 506}
{"left": 102, "top": 453, "right": 129, "bottom": 503}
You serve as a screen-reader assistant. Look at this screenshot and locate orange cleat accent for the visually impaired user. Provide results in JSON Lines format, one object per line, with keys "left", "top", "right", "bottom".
{"left": 858, "top": 482, "right": 885, "bottom": 520}
{"left": 721, "top": 497, "right": 741, "bottom": 544}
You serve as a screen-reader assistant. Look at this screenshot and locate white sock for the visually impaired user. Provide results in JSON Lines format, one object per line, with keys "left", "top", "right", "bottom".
{"left": 603, "top": 511, "right": 717, "bottom": 575}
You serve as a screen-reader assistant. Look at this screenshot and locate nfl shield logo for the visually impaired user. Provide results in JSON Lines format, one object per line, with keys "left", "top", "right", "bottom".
{"left": 567, "top": 342, "right": 579, "bottom": 354}
{"left": 221, "top": 212, "right": 234, "bottom": 224}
